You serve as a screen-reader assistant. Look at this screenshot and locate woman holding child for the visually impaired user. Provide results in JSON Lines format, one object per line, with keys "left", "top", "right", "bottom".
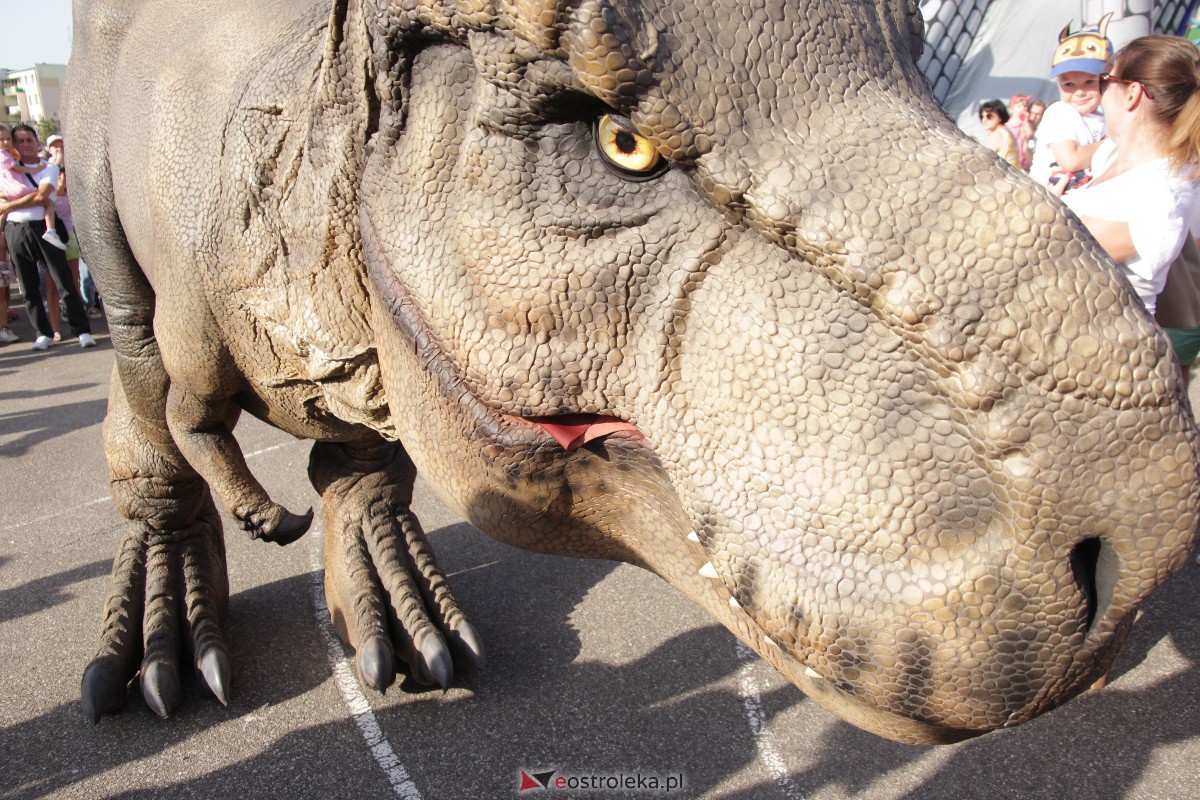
{"left": 1056, "top": 37, "right": 1200, "bottom": 310}
{"left": 1056, "top": 35, "right": 1200, "bottom": 377}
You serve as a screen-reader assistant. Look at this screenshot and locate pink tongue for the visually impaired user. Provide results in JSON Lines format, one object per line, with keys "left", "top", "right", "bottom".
{"left": 526, "top": 414, "right": 644, "bottom": 451}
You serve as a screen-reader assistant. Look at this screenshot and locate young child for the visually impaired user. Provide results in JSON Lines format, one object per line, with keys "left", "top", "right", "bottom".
{"left": 1028, "top": 14, "right": 1114, "bottom": 190}
{"left": 0, "top": 124, "right": 67, "bottom": 252}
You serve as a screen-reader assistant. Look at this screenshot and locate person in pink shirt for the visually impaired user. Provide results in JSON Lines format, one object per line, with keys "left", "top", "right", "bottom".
{"left": 1005, "top": 94, "right": 1035, "bottom": 170}
{"left": 1, "top": 124, "right": 93, "bottom": 350}
{"left": 0, "top": 124, "right": 66, "bottom": 252}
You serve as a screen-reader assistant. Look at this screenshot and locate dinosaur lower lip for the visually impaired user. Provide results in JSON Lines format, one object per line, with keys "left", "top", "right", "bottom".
{"left": 509, "top": 414, "right": 646, "bottom": 451}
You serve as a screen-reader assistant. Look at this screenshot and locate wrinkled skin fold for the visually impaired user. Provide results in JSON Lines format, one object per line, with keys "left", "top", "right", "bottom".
{"left": 68, "top": 0, "right": 1199, "bottom": 744}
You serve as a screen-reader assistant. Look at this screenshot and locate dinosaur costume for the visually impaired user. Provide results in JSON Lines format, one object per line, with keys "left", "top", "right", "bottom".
{"left": 66, "top": 0, "right": 1199, "bottom": 744}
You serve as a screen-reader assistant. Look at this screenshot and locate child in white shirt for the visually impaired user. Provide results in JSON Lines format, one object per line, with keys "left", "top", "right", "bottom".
{"left": 1029, "top": 16, "right": 1114, "bottom": 189}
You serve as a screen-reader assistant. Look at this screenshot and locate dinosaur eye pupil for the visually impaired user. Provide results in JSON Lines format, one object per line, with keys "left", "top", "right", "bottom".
{"left": 615, "top": 131, "right": 637, "bottom": 154}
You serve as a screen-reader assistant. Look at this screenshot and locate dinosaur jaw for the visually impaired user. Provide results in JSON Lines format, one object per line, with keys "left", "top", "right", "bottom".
{"left": 365, "top": 274, "right": 1004, "bottom": 745}
{"left": 362, "top": 231, "right": 1135, "bottom": 747}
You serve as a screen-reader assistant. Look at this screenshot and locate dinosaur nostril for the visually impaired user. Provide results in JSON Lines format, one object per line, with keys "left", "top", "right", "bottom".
{"left": 1070, "top": 537, "right": 1116, "bottom": 636}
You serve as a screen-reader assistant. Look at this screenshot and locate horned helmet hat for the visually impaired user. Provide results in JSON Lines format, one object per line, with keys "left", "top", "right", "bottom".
{"left": 1050, "top": 12, "right": 1114, "bottom": 78}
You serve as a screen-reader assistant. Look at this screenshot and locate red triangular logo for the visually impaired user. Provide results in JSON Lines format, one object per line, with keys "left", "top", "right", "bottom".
{"left": 518, "top": 769, "right": 543, "bottom": 792}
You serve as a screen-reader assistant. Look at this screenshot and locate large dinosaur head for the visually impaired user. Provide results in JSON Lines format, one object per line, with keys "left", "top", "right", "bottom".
{"left": 355, "top": 0, "right": 1199, "bottom": 743}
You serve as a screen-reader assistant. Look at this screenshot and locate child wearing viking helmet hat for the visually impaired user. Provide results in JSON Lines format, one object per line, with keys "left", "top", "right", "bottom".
{"left": 1029, "top": 13, "right": 1114, "bottom": 189}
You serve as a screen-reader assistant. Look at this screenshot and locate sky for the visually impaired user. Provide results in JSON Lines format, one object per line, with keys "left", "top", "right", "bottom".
{"left": 0, "top": 0, "right": 74, "bottom": 70}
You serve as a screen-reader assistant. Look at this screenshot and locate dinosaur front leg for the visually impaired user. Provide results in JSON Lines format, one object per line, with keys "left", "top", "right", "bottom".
{"left": 309, "top": 437, "right": 483, "bottom": 692}
{"left": 166, "top": 383, "right": 313, "bottom": 544}
{"left": 83, "top": 367, "right": 231, "bottom": 720}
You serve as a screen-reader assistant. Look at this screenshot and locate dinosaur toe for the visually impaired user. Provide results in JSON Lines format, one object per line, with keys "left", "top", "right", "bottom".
{"left": 197, "top": 647, "right": 231, "bottom": 706}
{"left": 81, "top": 658, "right": 131, "bottom": 723}
{"left": 141, "top": 660, "right": 182, "bottom": 718}
{"left": 357, "top": 636, "right": 397, "bottom": 693}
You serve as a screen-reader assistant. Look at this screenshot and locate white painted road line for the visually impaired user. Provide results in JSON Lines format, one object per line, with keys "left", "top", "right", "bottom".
{"left": 736, "top": 641, "right": 805, "bottom": 800}
{"left": 307, "top": 526, "right": 423, "bottom": 800}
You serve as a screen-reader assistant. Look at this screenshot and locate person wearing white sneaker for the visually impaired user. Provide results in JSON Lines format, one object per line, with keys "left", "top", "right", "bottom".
{"left": 78, "top": 332, "right": 96, "bottom": 348}
{"left": 31, "top": 334, "right": 53, "bottom": 351}
{"left": 0, "top": 326, "right": 18, "bottom": 344}
{"left": 0, "top": 125, "right": 93, "bottom": 350}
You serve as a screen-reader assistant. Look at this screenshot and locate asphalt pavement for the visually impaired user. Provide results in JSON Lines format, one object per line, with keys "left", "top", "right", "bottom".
{"left": 1, "top": 305, "right": 1197, "bottom": 800}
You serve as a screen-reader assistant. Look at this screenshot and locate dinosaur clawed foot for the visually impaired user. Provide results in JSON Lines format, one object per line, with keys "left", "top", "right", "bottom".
{"left": 325, "top": 501, "right": 484, "bottom": 695}
{"left": 81, "top": 512, "right": 231, "bottom": 721}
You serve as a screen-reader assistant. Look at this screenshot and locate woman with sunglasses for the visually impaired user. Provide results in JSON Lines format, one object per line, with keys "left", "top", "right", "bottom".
{"left": 979, "top": 99, "right": 1021, "bottom": 167}
{"left": 1055, "top": 35, "right": 1200, "bottom": 326}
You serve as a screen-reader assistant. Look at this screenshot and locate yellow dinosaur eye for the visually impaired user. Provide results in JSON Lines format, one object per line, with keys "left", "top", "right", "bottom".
{"left": 595, "top": 114, "right": 663, "bottom": 177}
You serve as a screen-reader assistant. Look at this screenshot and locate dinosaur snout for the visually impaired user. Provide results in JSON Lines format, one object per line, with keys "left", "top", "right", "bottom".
{"left": 645, "top": 158, "right": 1200, "bottom": 741}
{"left": 686, "top": 405, "right": 1193, "bottom": 743}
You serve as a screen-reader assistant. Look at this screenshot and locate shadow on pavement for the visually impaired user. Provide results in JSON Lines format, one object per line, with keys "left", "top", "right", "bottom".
{"left": 0, "top": 559, "right": 111, "bottom": 625}
{"left": 0, "top": 398, "right": 108, "bottom": 457}
{"left": 363, "top": 522, "right": 789, "bottom": 798}
{"left": 0, "top": 384, "right": 99, "bottom": 402}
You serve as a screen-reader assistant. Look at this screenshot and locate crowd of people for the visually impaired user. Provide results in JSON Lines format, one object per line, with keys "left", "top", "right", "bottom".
{"left": 977, "top": 22, "right": 1200, "bottom": 383}
{"left": 0, "top": 122, "right": 99, "bottom": 351}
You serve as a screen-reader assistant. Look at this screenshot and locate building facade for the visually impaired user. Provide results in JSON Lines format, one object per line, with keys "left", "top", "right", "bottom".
{"left": 1, "top": 64, "right": 68, "bottom": 126}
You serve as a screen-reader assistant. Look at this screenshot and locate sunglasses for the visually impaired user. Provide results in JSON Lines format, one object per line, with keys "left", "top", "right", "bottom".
{"left": 1100, "top": 72, "right": 1154, "bottom": 99}
{"left": 980, "top": 112, "right": 997, "bottom": 120}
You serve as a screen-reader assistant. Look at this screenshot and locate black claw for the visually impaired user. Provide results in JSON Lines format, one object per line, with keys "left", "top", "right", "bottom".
{"left": 81, "top": 659, "right": 130, "bottom": 723}
{"left": 198, "top": 648, "right": 231, "bottom": 706}
{"left": 449, "top": 620, "right": 485, "bottom": 670}
{"left": 266, "top": 508, "right": 314, "bottom": 546}
{"left": 358, "top": 637, "right": 396, "bottom": 692}
{"left": 417, "top": 632, "right": 453, "bottom": 690}
{"left": 141, "top": 661, "right": 182, "bottom": 718}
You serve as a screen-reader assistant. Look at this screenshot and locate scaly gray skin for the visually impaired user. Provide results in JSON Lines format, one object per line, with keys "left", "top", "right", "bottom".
{"left": 67, "top": 0, "right": 1199, "bottom": 744}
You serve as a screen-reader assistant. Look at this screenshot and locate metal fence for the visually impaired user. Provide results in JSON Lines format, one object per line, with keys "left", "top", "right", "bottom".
{"left": 918, "top": 0, "right": 994, "bottom": 104}
{"left": 1158, "top": 0, "right": 1200, "bottom": 33}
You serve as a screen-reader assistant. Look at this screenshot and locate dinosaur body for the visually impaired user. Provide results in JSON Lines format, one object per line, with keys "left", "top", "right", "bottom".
{"left": 68, "top": 0, "right": 1199, "bottom": 744}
